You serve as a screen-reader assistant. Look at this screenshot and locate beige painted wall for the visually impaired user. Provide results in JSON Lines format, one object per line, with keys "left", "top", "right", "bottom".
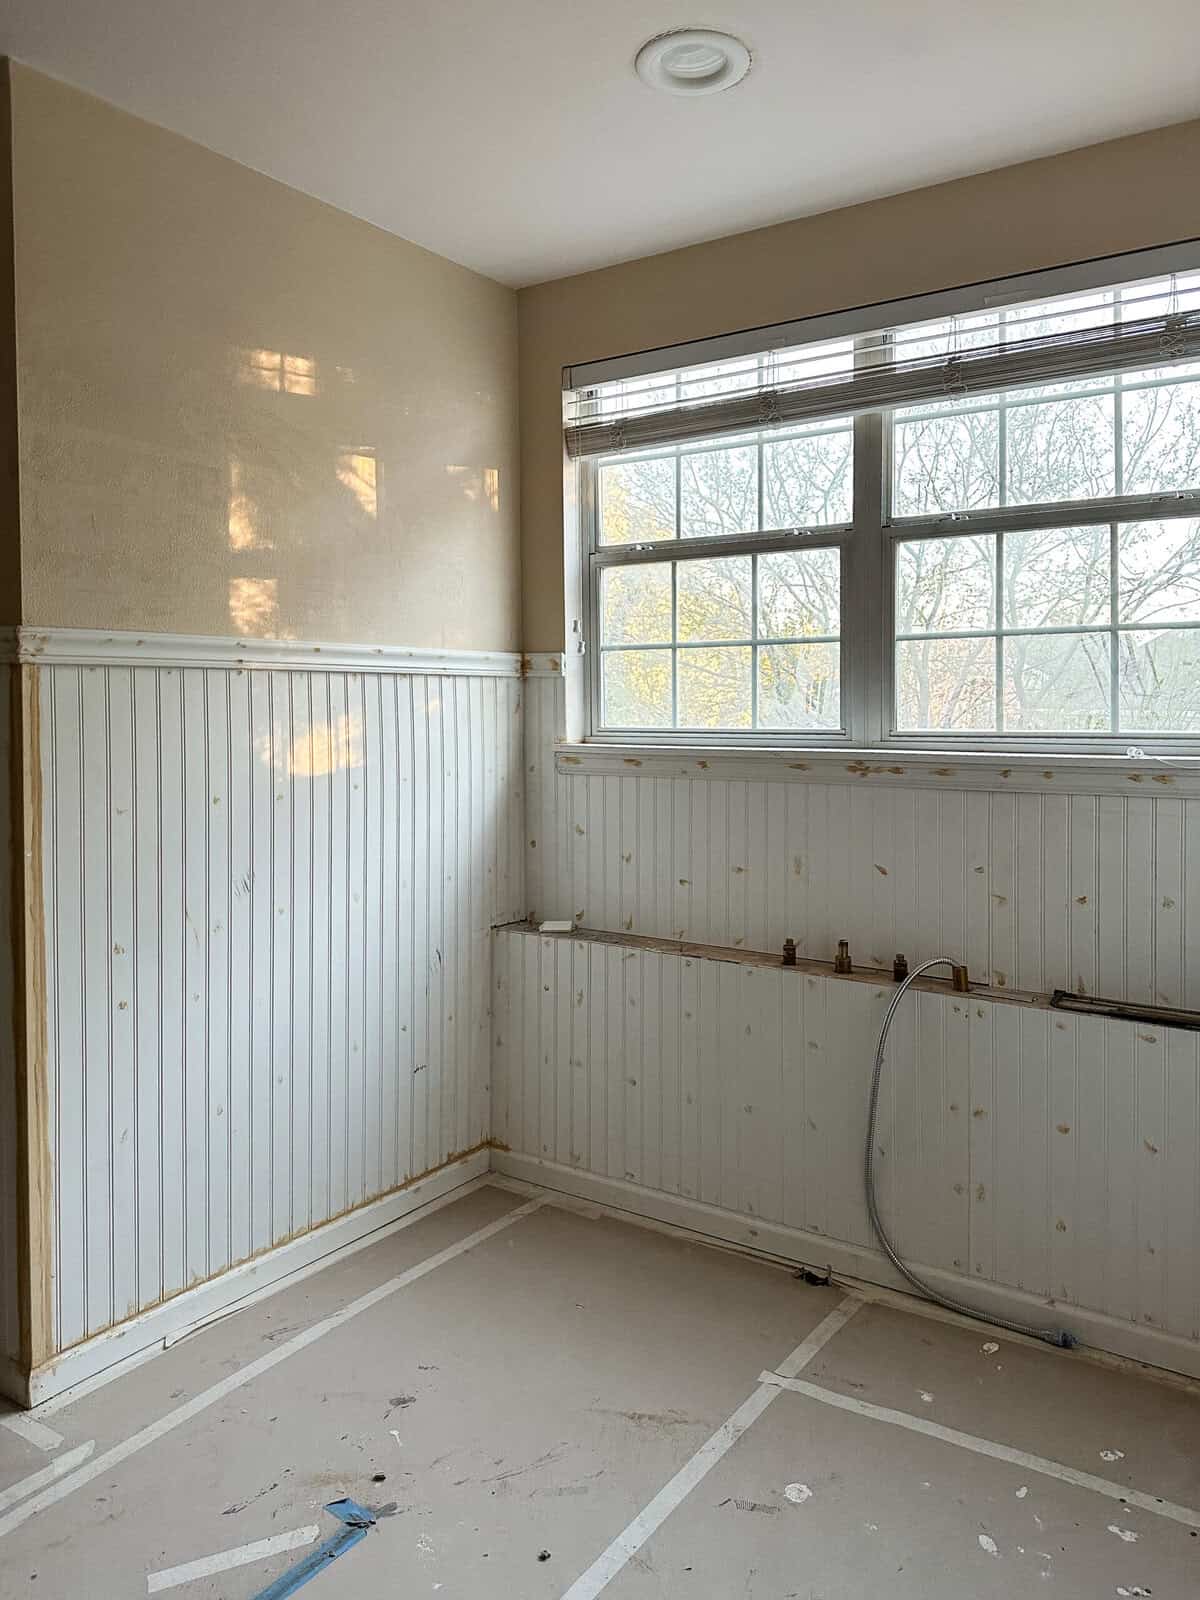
{"left": 518, "top": 117, "right": 1200, "bottom": 651}
{"left": 0, "top": 66, "right": 20, "bottom": 626}
{"left": 9, "top": 65, "right": 520, "bottom": 650}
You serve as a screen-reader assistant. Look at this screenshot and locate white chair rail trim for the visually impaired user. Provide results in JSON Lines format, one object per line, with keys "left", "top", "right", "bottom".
{"left": 16, "top": 627, "right": 525, "bottom": 677}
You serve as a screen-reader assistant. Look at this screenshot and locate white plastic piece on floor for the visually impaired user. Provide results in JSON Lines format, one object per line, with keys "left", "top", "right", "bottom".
{"left": 0, "top": 1413, "right": 64, "bottom": 1452}
{"left": 146, "top": 1524, "right": 320, "bottom": 1592}
{"left": 0, "top": 1442, "right": 95, "bottom": 1515}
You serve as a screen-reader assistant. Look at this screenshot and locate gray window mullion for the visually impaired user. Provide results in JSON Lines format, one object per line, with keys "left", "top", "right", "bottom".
{"left": 994, "top": 377, "right": 1007, "bottom": 731}
{"left": 898, "top": 622, "right": 1112, "bottom": 643}
{"left": 603, "top": 633, "right": 840, "bottom": 650}
{"left": 580, "top": 451, "right": 603, "bottom": 738}
{"left": 1114, "top": 373, "right": 1124, "bottom": 498}
{"left": 995, "top": 531, "right": 1005, "bottom": 734}
{"left": 751, "top": 551, "right": 759, "bottom": 729}
{"left": 852, "top": 330, "right": 887, "bottom": 742}
{"left": 1110, "top": 521, "right": 1121, "bottom": 733}
{"left": 754, "top": 372, "right": 764, "bottom": 731}
{"left": 890, "top": 489, "right": 1200, "bottom": 540}
{"left": 671, "top": 556, "right": 679, "bottom": 728}
{"left": 998, "top": 310, "right": 1009, "bottom": 511}
{"left": 674, "top": 443, "right": 682, "bottom": 543}
{"left": 591, "top": 528, "right": 850, "bottom": 567}
{"left": 998, "top": 404, "right": 1009, "bottom": 510}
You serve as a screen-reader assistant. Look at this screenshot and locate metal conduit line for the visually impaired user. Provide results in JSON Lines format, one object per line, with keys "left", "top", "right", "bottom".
{"left": 864, "top": 956, "right": 1078, "bottom": 1350}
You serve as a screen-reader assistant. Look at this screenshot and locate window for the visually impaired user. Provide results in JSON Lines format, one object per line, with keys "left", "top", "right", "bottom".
{"left": 574, "top": 259, "right": 1200, "bottom": 747}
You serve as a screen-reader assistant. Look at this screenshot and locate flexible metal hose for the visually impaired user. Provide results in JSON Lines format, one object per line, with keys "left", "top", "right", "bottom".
{"left": 864, "top": 957, "right": 1078, "bottom": 1350}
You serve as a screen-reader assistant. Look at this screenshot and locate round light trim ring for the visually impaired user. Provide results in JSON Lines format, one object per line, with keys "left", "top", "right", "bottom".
{"left": 634, "top": 29, "right": 751, "bottom": 97}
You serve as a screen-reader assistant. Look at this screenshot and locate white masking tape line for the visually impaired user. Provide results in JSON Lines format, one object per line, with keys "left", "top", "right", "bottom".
{"left": 146, "top": 1524, "right": 321, "bottom": 1593}
{"left": 0, "top": 1413, "right": 65, "bottom": 1452}
{"left": 0, "top": 1197, "right": 544, "bottom": 1542}
{"left": 559, "top": 1294, "right": 862, "bottom": 1600}
{"left": 0, "top": 1441, "right": 95, "bottom": 1515}
{"left": 772, "top": 1295, "right": 863, "bottom": 1379}
{"left": 28, "top": 1346, "right": 162, "bottom": 1419}
{"left": 759, "top": 1371, "right": 1200, "bottom": 1530}
{"left": 30, "top": 1172, "right": 495, "bottom": 1419}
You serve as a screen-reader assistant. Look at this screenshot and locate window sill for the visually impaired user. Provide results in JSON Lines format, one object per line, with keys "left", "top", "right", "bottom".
{"left": 555, "top": 742, "right": 1200, "bottom": 797}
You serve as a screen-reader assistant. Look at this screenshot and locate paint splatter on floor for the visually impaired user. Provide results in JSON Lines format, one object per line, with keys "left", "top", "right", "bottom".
{"left": 1015, "top": 1486, "right": 1029, "bottom": 1498}
{"left": 978, "top": 1533, "right": 1000, "bottom": 1556}
{"left": 784, "top": 1483, "right": 813, "bottom": 1504}
{"left": 981, "top": 1342, "right": 999, "bottom": 1354}
{"left": 1107, "top": 1524, "right": 1139, "bottom": 1543}
{"left": 1100, "top": 1448, "right": 1126, "bottom": 1462}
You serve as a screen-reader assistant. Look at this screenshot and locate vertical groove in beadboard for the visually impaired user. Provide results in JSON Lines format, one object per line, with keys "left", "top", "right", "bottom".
{"left": 523, "top": 675, "right": 1191, "bottom": 1003}
{"left": 496, "top": 925, "right": 1200, "bottom": 1349}
{"left": 0, "top": 670, "right": 29, "bottom": 1364}
{"left": 40, "top": 658, "right": 524, "bottom": 1352}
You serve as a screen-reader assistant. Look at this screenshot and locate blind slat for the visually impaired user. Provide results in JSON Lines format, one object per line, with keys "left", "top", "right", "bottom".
{"left": 564, "top": 309, "right": 1200, "bottom": 461}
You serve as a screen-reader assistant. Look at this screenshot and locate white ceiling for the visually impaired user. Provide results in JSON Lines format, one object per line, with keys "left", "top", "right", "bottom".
{"left": 2, "top": 1, "right": 1198, "bottom": 287}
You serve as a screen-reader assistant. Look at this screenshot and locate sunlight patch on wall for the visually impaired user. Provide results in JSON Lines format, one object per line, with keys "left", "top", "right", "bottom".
{"left": 229, "top": 576, "right": 279, "bottom": 635}
{"left": 258, "top": 713, "right": 364, "bottom": 778}
{"left": 337, "top": 449, "right": 378, "bottom": 518}
{"left": 446, "top": 464, "right": 501, "bottom": 511}
{"left": 238, "top": 347, "right": 318, "bottom": 396}
{"left": 226, "top": 459, "right": 270, "bottom": 551}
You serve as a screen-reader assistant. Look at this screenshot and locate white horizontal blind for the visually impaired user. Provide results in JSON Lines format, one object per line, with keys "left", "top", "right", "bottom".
{"left": 564, "top": 277, "right": 1200, "bottom": 460}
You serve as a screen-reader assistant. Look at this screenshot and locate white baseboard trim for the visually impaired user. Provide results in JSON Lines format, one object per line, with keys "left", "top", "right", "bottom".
{"left": 0, "top": 1354, "right": 26, "bottom": 1412}
{"left": 490, "top": 1152, "right": 1200, "bottom": 1383}
{"left": 17, "top": 1150, "right": 491, "bottom": 1410}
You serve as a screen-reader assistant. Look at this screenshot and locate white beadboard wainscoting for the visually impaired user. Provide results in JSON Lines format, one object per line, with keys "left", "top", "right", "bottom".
{"left": 0, "top": 662, "right": 22, "bottom": 1388}
{"left": 523, "top": 674, "right": 1200, "bottom": 1009}
{"left": 491, "top": 926, "right": 1200, "bottom": 1377}
{"left": 27, "top": 630, "right": 525, "bottom": 1397}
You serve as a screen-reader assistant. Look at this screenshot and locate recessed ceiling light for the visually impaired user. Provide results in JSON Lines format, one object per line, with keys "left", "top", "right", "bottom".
{"left": 634, "top": 28, "right": 752, "bottom": 97}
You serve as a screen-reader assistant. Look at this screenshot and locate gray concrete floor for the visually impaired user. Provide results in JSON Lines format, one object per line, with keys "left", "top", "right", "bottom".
{"left": 1, "top": 1180, "right": 1198, "bottom": 1598}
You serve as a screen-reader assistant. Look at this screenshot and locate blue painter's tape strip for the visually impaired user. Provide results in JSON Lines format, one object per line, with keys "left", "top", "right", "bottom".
{"left": 325, "top": 1497, "right": 375, "bottom": 1528}
{"left": 250, "top": 1500, "right": 376, "bottom": 1600}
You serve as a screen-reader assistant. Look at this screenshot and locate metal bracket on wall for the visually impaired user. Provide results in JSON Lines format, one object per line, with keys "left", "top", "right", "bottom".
{"left": 1049, "top": 989, "right": 1200, "bottom": 1032}
{"left": 792, "top": 1263, "right": 833, "bottom": 1288}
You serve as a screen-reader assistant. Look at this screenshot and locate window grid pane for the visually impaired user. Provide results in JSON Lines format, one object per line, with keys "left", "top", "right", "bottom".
{"left": 598, "top": 546, "right": 843, "bottom": 732}
{"left": 889, "top": 283, "right": 1200, "bottom": 737}
{"left": 893, "top": 519, "right": 1200, "bottom": 735}
{"left": 598, "top": 418, "right": 854, "bottom": 547}
{"left": 589, "top": 272, "right": 1200, "bottom": 744}
{"left": 892, "top": 282, "right": 1200, "bottom": 520}
{"left": 892, "top": 370, "right": 1200, "bottom": 515}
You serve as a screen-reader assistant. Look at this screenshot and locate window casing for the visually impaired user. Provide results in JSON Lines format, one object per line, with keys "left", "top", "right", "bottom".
{"left": 578, "top": 261, "right": 1200, "bottom": 750}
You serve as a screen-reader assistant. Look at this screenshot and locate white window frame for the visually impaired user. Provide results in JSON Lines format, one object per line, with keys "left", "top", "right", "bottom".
{"left": 576, "top": 241, "right": 1200, "bottom": 753}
